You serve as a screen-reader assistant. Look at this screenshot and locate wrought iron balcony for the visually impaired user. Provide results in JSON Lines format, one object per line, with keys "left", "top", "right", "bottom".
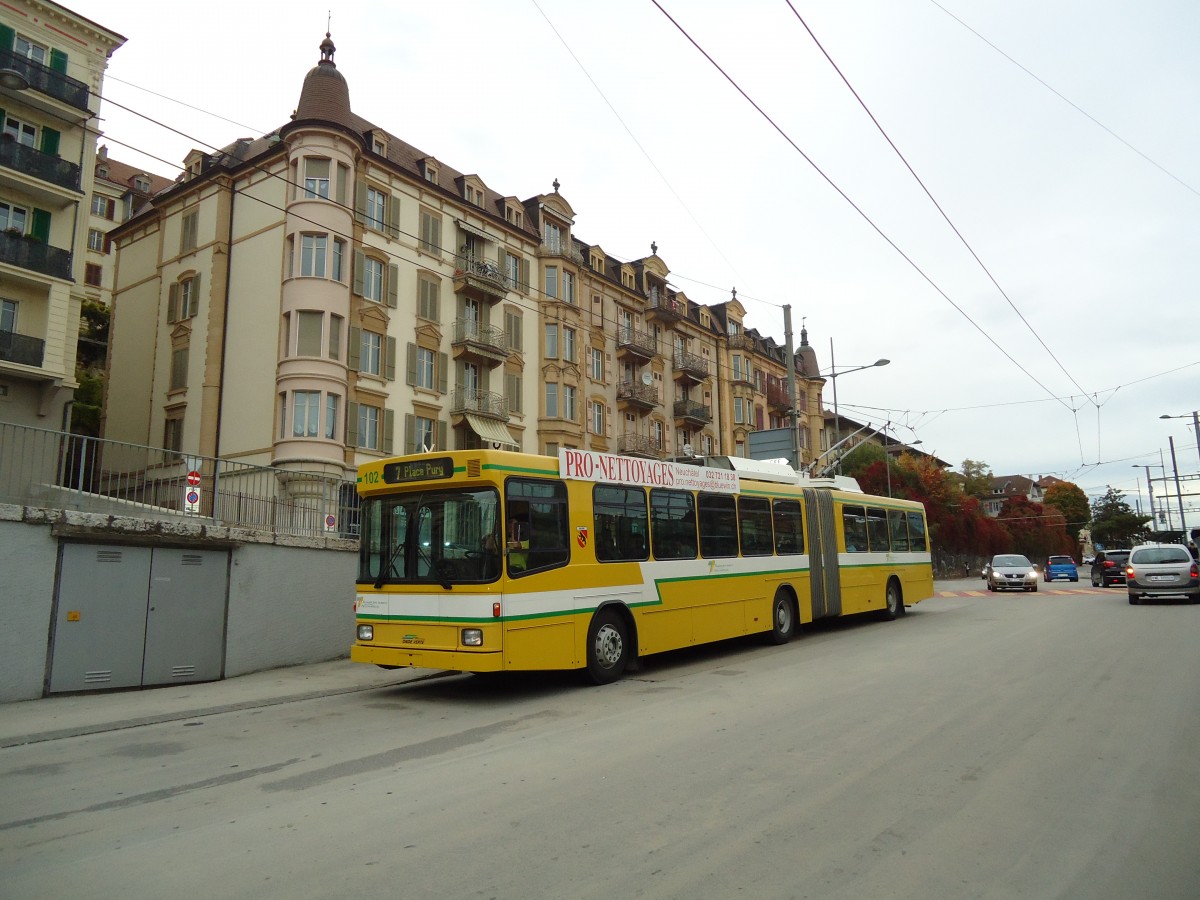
{"left": 0, "top": 138, "right": 82, "bottom": 191}
{"left": 673, "top": 399, "right": 712, "bottom": 425}
{"left": 453, "top": 254, "right": 510, "bottom": 301}
{"left": 450, "top": 387, "right": 509, "bottom": 420}
{"left": 0, "top": 230, "right": 72, "bottom": 280}
{"left": 616, "top": 325, "right": 657, "bottom": 360}
{"left": 672, "top": 349, "right": 709, "bottom": 382}
{"left": 616, "top": 381, "right": 660, "bottom": 410}
{"left": 0, "top": 329, "right": 46, "bottom": 367}
{"left": 537, "top": 236, "right": 583, "bottom": 264}
{"left": 617, "top": 432, "right": 664, "bottom": 458}
{"left": 0, "top": 48, "right": 91, "bottom": 112}
{"left": 645, "top": 287, "right": 686, "bottom": 322}
{"left": 766, "top": 382, "right": 793, "bottom": 412}
{"left": 727, "top": 333, "right": 756, "bottom": 352}
{"left": 451, "top": 318, "right": 510, "bottom": 365}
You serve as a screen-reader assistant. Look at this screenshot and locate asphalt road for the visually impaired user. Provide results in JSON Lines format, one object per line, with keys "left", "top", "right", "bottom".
{"left": 2, "top": 576, "right": 1198, "bottom": 899}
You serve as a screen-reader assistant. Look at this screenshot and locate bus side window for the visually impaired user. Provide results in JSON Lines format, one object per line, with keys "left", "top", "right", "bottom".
{"left": 593, "top": 484, "right": 649, "bottom": 563}
{"left": 842, "top": 505, "right": 868, "bottom": 553}
{"left": 773, "top": 499, "right": 804, "bottom": 555}
{"left": 650, "top": 488, "right": 696, "bottom": 560}
{"left": 506, "top": 478, "right": 570, "bottom": 577}
{"left": 888, "top": 510, "right": 910, "bottom": 552}
{"left": 698, "top": 492, "right": 737, "bottom": 558}
{"left": 738, "top": 496, "right": 773, "bottom": 556}
{"left": 866, "top": 507, "right": 889, "bottom": 553}
{"left": 907, "top": 511, "right": 928, "bottom": 552}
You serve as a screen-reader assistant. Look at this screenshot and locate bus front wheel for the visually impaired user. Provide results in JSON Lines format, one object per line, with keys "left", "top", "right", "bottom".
{"left": 586, "top": 608, "right": 631, "bottom": 685}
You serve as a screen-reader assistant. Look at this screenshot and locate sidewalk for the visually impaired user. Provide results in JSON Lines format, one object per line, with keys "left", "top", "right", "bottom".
{"left": 0, "top": 658, "right": 432, "bottom": 750}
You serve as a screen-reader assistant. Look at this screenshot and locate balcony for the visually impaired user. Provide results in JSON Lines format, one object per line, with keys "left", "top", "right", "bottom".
{"left": 451, "top": 319, "right": 511, "bottom": 366}
{"left": 766, "top": 382, "right": 793, "bottom": 413}
{"left": 617, "top": 432, "right": 664, "bottom": 459}
{"left": 452, "top": 254, "right": 510, "bottom": 303}
{"left": 0, "top": 230, "right": 72, "bottom": 280}
{"left": 616, "top": 325, "right": 657, "bottom": 362}
{"left": 0, "top": 138, "right": 82, "bottom": 192}
{"left": 0, "top": 48, "right": 91, "bottom": 113}
{"left": 0, "top": 330, "right": 46, "bottom": 367}
{"left": 538, "top": 236, "right": 583, "bottom": 265}
{"left": 673, "top": 399, "right": 712, "bottom": 426}
{"left": 645, "top": 288, "right": 686, "bottom": 323}
{"left": 672, "top": 349, "right": 709, "bottom": 383}
{"left": 727, "top": 333, "right": 756, "bottom": 352}
{"left": 616, "top": 381, "right": 660, "bottom": 411}
{"left": 450, "top": 387, "right": 509, "bottom": 421}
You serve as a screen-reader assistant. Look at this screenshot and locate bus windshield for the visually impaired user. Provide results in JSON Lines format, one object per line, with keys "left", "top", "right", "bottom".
{"left": 359, "top": 487, "right": 501, "bottom": 587}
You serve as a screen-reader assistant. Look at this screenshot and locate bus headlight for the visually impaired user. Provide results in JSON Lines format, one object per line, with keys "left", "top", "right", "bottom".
{"left": 461, "top": 628, "right": 483, "bottom": 646}
{"left": 357, "top": 624, "right": 374, "bottom": 641}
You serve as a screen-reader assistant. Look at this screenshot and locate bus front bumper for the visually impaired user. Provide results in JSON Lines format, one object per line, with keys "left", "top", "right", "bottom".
{"left": 350, "top": 643, "right": 505, "bottom": 673}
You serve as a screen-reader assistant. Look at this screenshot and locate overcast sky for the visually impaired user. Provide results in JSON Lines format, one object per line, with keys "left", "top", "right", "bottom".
{"left": 67, "top": 0, "right": 1199, "bottom": 519}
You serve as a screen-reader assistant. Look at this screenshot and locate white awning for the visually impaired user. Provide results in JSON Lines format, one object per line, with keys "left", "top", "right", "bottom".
{"left": 465, "top": 413, "right": 519, "bottom": 449}
{"left": 456, "top": 219, "right": 492, "bottom": 241}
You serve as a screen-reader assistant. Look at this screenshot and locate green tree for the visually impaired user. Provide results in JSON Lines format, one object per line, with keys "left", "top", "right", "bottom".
{"left": 961, "top": 459, "right": 993, "bottom": 498}
{"left": 1090, "top": 487, "right": 1151, "bottom": 548}
{"left": 840, "top": 441, "right": 887, "bottom": 480}
{"left": 1043, "top": 482, "right": 1090, "bottom": 544}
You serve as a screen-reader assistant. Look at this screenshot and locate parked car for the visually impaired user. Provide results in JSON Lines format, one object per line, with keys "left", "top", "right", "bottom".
{"left": 984, "top": 554, "right": 1039, "bottom": 592}
{"left": 1090, "top": 550, "right": 1131, "bottom": 587}
{"left": 1044, "top": 555, "right": 1079, "bottom": 582}
{"left": 1125, "top": 544, "right": 1200, "bottom": 605}
{"left": 1082, "top": 555, "right": 1095, "bottom": 565}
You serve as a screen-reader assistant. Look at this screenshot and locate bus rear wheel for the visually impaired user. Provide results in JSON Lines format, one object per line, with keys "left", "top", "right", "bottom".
{"left": 765, "top": 590, "right": 797, "bottom": 644}
{"left": 879, "top": 579, "right": 902, "bottom": 621}
{"left": 586, "top": 608, "right": 630, "bottom": 685}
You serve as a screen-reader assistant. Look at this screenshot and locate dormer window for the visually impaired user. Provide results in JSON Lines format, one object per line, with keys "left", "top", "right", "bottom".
{"left": 421, "top": 159, "right": 439, "bottom": 184}
{"left": 134, "top": 176, "right": 151, "bottom": 192}
{"left": 590, "top": 252, "right": 604, "bottom": 271}
{"left": 544, "top": 220, "right": 566, "bottom": 253}
{"left": 505, "top": 204, "right": 522, "bottom": 228}
{"left": 372, "top": 136, "right": 387, "bottom": 156}
{"left": 97, "top": 165, "right": 109, "bottom": 179}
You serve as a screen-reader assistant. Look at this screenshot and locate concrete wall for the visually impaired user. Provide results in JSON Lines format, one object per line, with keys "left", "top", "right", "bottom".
{"left": 0, "top": 504, "right": 357, "bottom": 703}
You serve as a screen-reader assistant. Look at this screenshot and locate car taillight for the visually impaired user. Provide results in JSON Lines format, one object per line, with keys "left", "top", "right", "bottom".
{"left": 1191, "top": 563, "right": 1199, "bottom": 578}
{"left": 1126, "top": 565, "right": 1134, "bottom": 577}
{"left": 1103, "top": 560, "right": 1115, "bottom": 568}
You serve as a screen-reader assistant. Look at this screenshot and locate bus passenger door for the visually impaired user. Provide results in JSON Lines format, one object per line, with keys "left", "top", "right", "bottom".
{"left": 803, "top": 489, "right": 841, "bottom": 619}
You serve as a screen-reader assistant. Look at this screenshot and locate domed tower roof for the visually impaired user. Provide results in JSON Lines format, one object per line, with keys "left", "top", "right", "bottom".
{"left": 797, "top": 322, "right": 821, "bottom": 378}
{"left": 288, "top": 33, "right": 358, "bottom": 136}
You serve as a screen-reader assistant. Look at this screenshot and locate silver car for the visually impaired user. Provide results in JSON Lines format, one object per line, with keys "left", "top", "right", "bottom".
{"left": 984, "top": 554, "right": 1039, "bottom": 592}
{"left": 1126, "top": 544, "right": 1200, "bottom": 605}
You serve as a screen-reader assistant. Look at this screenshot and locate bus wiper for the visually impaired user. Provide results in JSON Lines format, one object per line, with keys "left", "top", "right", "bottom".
{"left": 375, "top": 495, "right": 422, "bottom": 589}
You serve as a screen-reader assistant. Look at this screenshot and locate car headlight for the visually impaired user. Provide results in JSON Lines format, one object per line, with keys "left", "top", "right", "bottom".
{"left": 461, "top": 628, "right": 483, "bottom": 646}
{"left": 1026, "top": 570, "right": 1037, "bottom": 580}
{"left": 357, "top": 624, "right": 374, "bottom": 641}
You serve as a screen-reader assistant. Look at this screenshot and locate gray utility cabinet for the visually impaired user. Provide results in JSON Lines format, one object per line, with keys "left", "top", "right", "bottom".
{"left": 49, "top": 543, "right": 230, "bottom": 693}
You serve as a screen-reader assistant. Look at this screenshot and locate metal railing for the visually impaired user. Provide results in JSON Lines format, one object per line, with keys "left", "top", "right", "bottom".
{"left": 0, "top": 138, "right": 82, "bottom": 191}
{"left": 0, "top": 230, "right": 72, "bottom": 280}
{"left": 617, "top": 381, "right": 660, "bottom": 407}
{"left": 0, "top": 48, "right": 91, "bottom": 112}
{"left": 454, "top": 253, "right": 512, "bottom": 294}
{"left": 673, "top": 399, "right": 712, "bottom": 423}
{"left": 617, "top": 432, "right": 664, "bottom": 457}
{"left": 451, "top": 318, "right": 510, "bottom": 356}
{"left": 617, "top": 326, "right": 657, "bottom": 358}
{"left": 0, "top": 420, "right": 359, "bottom": 539}
{"left": 449, "top": 387, "right": 508, "bottom": 419}
{"left": 0, "top": 330, "right": 46, "bottom": 367}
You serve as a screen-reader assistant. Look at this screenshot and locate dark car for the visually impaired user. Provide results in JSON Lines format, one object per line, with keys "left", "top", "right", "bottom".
{"left": 1126, "top": 543, "right": 1200, "bottom": 605}
{"left": 1044, "top": 555, "right": 1078, "bottom": 582}
{"left": 1091, "top": 550, "right": 1130, "bottom": 587}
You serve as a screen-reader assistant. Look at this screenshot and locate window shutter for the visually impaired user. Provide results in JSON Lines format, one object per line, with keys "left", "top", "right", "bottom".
{"left": 30, "top": 208, "right": 50, "bottom": 243}
{"left": 190, "top": 274, "right": 201, "bottom": 316}
{"left": 387, "top": 196, "right": 400, "bottom": 239}
{"left": 0, "top": 25, "right": 15, "bottom": 50}
{"left": 520, "top": 258, "right": 530, "bottom": 293}
{"left": 39, "top": 127, "right": 60, "bottom": 157}
{"left": 404, "top": 414, "right": 415, "bottom": 454}
{"left": 382, "top": 409, "right": 395, "bottom": 454}
{"left": 386, "top": 264, "right": 399, "bottom": 308}
{"left": 437, "top": 420, "right": 447, "bottom": 453}
{"left": 385, "top": 337, "right": 397, "bottom": 381}
{"left": 353, "top": 249, "right": 365, "bottom": 296}
{"left": 336, "top": 163, "right": 349, "bottom": 205}
{"left": 348, "top": 326, "right": 361, "bottom": 371}
{"left": 168, "top": 283, "right": 179, "bottom": 323}
{"left": 405, "top": 342, "right": 416, "bottom": 385}
{"left": 346, "top": 402, "right": 359, "bottom": 447}
{"left": 437, "top": 352, "right": 448, "bottom": 393}
{"left": 49, "top": 49, "right": 68, "bottom": 74}
{"left": 354, "top": 182, "right": 367, "bottom": 225}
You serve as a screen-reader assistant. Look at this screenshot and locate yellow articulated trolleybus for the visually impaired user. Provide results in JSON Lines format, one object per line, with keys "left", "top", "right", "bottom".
{"left": 351, "top": 448, "right": 933, "bottom": 684}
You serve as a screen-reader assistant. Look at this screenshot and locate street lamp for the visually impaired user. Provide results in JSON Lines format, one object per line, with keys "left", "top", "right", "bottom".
{"left": 826, "top": 340, "right": 889, "bottom": 474}
{"left": 1159, "top": 411, "right": 1200, "bottom": 472}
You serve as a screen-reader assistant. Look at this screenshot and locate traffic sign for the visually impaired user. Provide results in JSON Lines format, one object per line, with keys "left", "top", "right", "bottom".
{"left": 186, "top": 470, "right": 201, "bottom": 486}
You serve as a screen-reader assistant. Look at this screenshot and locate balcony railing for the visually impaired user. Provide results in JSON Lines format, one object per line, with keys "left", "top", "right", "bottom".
{"left": 645, "top": 287, "right": 686, "bottom": 321}
{"left": 450, "top": 387, "right": 508, "bottom": 419}
{"left": 766, "top": 383, "right": 793, "bottom": 411}
{"left": 672, "top": 349, "right": 709, "bottom": 381}
{"left": 617, "top": 433, "right": 664, "bottom": 458}
{"left": 453, "top": 253, "right": 511, "bottom": 298}
{"left": 0, "top": 138, "right": 82, "bottom": 191}
{"left": 673, "top": 399, "right": 712, "bottom": 424}
{"left": 0, "top": 330, "right": 46, "bottom": 367}
{"left": 616, "top": 381, "right": 660, "bottom": 408}
{"left": 0, "top": 48, "right": 91, "bottom": 112}
{"left": 0, "top": 230, "right": 72, "bottom": 280}
{"left": 616, "top": 326, "right": 657, "bottom": 359}
{"left": 538, "top": 236, "right": 583, "bottom": 264}
{"left": 451, "top": 318, "right": 510, "bottom": 358}
{"left": 727, "top": 333, "right": 756, "bottom": 352}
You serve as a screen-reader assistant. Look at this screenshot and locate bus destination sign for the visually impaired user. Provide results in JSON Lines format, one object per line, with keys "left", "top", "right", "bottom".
{"left": 384, "top": 456, "right": 454, "bottom": 484}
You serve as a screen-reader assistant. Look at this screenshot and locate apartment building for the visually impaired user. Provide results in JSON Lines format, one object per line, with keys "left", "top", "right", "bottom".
{"left": 0, "top": 2, "right": 123, "bottom": 427}
{"left": 103, "top": 36, "right": 822, "bottom": 484}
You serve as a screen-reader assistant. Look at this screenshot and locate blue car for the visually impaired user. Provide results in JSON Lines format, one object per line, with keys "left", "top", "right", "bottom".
{"left": 1044, "top": 555, "right": 1079, "bottom": 582}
